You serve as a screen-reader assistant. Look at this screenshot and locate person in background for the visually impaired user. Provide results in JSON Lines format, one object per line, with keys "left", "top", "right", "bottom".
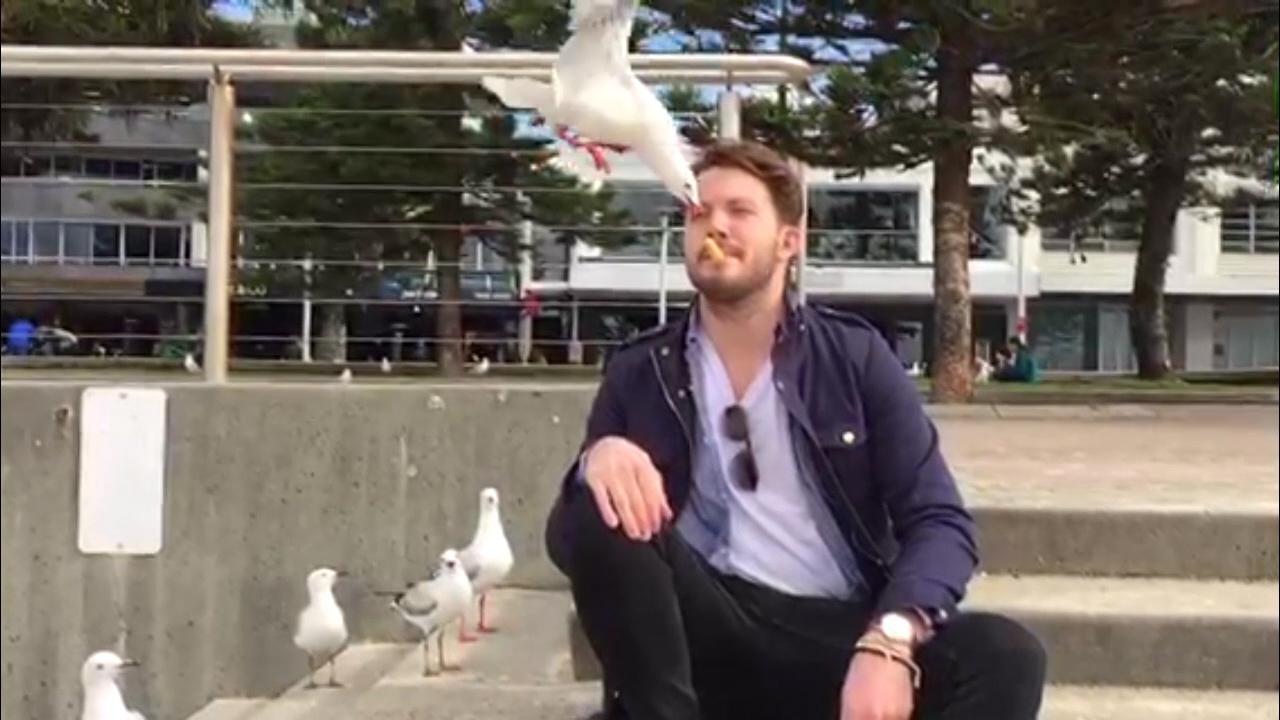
{"left": 6, "top": 317, "right": 37, "bottom": 355}
{"left": 994, "top": 336, "right": 1039, "bottom": 383}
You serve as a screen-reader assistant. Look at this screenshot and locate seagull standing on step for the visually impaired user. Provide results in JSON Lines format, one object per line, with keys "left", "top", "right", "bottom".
{"left": 468, "top": 356, "right": 490, "bottom": 376}
{"left": 183, "top": 353, "right": 200, "bottom": 374}
{"left": 293, "top": 567, "right": 350, "bottom": 688}
{"left": 339, "top": 368, "right": 352, "bottom": 384}
{"left": 380, "top": 549, "right": 474, "bottom": 676}
{"left": 474, "top": 0, "right": 701, "bottom": 212}
{"left": 80, "top": 651, "right": 145, "bottom": 720}
{"left": 458, "top": 487, "right": 515, "bottom": 641}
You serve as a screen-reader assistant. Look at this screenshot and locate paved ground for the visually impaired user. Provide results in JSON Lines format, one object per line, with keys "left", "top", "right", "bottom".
{"left": 935, "top": 405, "right": 1279, "bottom": 512}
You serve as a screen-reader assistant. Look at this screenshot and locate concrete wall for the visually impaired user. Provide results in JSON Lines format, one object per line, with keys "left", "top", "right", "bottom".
{"left": 0, "top": 382, "right": 591, "bottom": 720}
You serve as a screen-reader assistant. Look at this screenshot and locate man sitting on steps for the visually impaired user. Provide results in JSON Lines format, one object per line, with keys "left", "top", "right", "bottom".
{"left": 545, "top": 140, "right": 1047, "bottom": 720}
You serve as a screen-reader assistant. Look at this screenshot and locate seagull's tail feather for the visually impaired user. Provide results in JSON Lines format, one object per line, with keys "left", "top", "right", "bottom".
{"left": 480, "top": 76, "right": 554, "bottom": 112}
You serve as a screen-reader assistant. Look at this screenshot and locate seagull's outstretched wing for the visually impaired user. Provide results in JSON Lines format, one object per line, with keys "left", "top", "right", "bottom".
{"left": 481, "top": 77, "right": 555, "bottom": 112}
{"left": 561, "top": 0, "right": 637, "bottom": 81}
{"left": 569, "top": 0, "right": 638, "bottom": 33}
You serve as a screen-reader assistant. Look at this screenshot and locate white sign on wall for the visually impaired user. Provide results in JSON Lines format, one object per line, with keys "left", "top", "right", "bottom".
{"left": 77, "top": 387, "right": 167, "bottom": 555}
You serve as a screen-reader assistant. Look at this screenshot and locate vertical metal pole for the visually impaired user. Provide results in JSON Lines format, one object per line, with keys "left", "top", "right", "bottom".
{"left": 1014, "top": 227, "right": 1027, "bottom": 341}
{"left": 202, "top": 69, "right": 235, "bottom": 383}
{"left": 301, "top": 254, "right": 313, "bottom": 362}
{"left": 658, "top": 215, "right": 670, "bottom": 325}
{"left": 517, "top": 219, "right": 534, "bottom": 364}
{"left": 718, "top": 88, "right": 741, "bottom": 140}
{"left": 1248, "top": 202, "right": 1256, "bottom": 254}
{"left": 791, "top": 157, "right": 808, "bottom": 304}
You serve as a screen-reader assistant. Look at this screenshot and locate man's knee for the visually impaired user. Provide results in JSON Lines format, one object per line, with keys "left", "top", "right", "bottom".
{"left": 556, "top": 490, "right": 658, "bottom": 578}
{"left": 951, "top": 612, "right": 1047, "bottom": 683}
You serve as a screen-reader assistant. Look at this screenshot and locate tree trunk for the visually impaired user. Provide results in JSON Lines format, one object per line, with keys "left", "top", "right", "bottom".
{"left": 435, "top": 231, "right": 464, "bottom": 375}
{"left": 929, "top": 30, "right": 976, "bottom": 403}
{"left": 1129, "top": 158, "right": 1187, "bottom": 379}
{"left": 315, "top": 303, "right": 346, "bottom": 362}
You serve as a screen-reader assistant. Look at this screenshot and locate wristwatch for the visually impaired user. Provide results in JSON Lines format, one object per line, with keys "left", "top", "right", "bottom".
{"left": 877, "top": 612, "right": 917, "bottom": 646}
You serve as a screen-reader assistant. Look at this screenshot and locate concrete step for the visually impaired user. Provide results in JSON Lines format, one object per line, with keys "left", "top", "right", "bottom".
{"left": 187, "top": 589, "right": 1280, "bottom": 719}
{"left": 1041, "top": 685, "right": 1280, "bottom": 720}
{"left": 189, "top": 673, "right": 1280, "bottom": 720}
{"left": 967, "top": 574, "right": 1279, "bottom": 689}
{"left": 567, "top": 573, "right": 1280, "bottom": 690}
{"left": 971, "top": 507, "right": 1278, "bottom": 580}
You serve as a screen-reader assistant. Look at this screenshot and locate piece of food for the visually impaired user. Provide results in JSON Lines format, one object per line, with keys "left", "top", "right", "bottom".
{"left": 703, "top": 233, "right": 726, "bottom": 263}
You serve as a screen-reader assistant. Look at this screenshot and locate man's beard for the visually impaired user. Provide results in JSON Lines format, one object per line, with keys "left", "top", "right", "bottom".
{"left": 689, "top": 253, "right": 778, "bottom": 305}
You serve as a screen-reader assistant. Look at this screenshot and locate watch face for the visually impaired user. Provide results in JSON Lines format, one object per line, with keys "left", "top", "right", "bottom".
{"left": 880, "top": 613, "right": 914, "bottom": 642}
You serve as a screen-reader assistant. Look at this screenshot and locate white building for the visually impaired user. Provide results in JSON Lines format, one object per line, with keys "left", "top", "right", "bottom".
{"left": 529, "top": 145, "right": 1279, "bottom": 373}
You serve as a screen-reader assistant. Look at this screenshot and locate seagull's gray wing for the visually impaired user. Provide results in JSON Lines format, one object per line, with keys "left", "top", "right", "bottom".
{"left": 397, "top": 580, "right": 440, "bottom": 617}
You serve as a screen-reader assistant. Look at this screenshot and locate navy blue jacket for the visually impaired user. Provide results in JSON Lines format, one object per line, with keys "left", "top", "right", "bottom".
{"left": 546, "top": 298, "right": 979, "bottom": 620}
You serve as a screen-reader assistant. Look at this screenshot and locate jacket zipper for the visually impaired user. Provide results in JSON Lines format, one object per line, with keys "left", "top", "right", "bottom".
{"left": 651, "top": 349, "right": 694, "bottom": 455}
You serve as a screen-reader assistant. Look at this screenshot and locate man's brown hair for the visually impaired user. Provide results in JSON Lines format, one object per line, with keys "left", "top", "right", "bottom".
{"left": 691, "top": 140, "right": 804, "bottom": 226}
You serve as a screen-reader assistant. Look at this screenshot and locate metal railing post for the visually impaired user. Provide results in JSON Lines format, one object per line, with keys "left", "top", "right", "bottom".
{"left": 201, "top": 69, "right": 235, "bottom": 383}
{"left": 718, "top": 88, "right": 741, "bottom": 140}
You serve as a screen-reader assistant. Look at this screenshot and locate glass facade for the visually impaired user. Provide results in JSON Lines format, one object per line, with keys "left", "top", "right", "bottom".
{"left": 2, "top": 218, "right": 193, "bottom": 266}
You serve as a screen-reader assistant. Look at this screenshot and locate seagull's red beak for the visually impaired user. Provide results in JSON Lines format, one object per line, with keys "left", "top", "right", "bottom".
{"left": 682, "top": 198, "right": 705, "bottom": 219}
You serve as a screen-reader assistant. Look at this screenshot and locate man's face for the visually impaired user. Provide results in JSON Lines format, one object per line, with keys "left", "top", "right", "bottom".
{"left": 683, "top": 166, "right": 798, "bottom": 304}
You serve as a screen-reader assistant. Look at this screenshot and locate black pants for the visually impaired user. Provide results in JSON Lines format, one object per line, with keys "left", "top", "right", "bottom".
{"left": 558, "top": 493, "right": 1047, "bottom": 720}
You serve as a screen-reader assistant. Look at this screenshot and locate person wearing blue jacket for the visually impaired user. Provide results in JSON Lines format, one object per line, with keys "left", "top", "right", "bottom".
{"left": 546, "top": 140, "right": 1045, "bottom": 720}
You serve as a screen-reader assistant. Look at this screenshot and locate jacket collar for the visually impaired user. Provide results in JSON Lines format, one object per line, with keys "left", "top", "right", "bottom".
{"left": 678, "top": 288, "right": 805, "bottom": 351}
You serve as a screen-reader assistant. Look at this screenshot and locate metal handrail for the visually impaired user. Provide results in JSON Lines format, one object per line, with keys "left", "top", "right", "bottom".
{"left": 0, "top": 45, "right": 814, "bottom": 84}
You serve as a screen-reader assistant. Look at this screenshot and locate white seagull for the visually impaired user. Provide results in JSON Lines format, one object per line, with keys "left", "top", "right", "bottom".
{"left": 474, "top": 0, "right": 701, "bottom": 211}
{"left": 458, "top": 487, "right": 515, "bottom": 641}
{"left": 293, "top": 567, "right": 350, "bottom": 688}
{"left": 183, "top": 353, "right": 200, "bottom": 374}
{"left": 380, "top": 548, "right": 474, "bottom": 676}
{"left": 80, "top": 651, "right": 145, "bottom": 720}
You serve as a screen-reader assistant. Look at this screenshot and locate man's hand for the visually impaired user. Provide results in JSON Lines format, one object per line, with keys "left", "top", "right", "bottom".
{"left": 840, "top": 650, "right": 915, "bottom": 720}
{"left": 582, "top": 436, "right": 674, "bottom": 541}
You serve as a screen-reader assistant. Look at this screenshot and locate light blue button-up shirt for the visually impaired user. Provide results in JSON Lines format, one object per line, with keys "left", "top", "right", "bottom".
{"left": 673, "top": 313, "right": 863, "bottom": 600}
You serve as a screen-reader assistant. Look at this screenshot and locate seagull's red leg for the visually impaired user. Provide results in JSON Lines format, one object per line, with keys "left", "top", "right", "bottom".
{"left": 556, "top": 125, "right": 583, "bottom": 147}
{"left": 477, "top": 593, "right": 498, "bottom": 633}
{"left": 583, "top": 143, "right": 612, "bottom": 173}
{"left": 458, "top": 615, "right": 478, "bottom": 643}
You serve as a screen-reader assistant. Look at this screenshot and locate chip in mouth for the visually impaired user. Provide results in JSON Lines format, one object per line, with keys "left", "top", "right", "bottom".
{"left": 703, "top": 233, "right": 726, "bottom": 263}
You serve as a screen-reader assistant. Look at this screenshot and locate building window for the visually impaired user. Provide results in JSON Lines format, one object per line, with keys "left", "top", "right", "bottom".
{"left": 125, "top": 225, "right": 153, "bottom": 264}
{"left": 84, "top": 158, "right": 114, "bottom": 178}
{"left": 1, "top": 218, "right": 190, "bottom": 267}
{"left": 585, "top": 183, "right": 685, "bottom": 260}
{"left": 1221, "top": 201, "right": 1280, "bottom": 254}
{"left": 1041, "top": 200, "right": 1141, "bottom": 253}
{"left": 154, "top": 226, "right": 184, "bottom": 265}
{"left": 1, "top": 220, "right": 16, "bottom": 261}
{"left": 1029, "top": 302, "right": 1091, "bottom": 371}
{"left": 969, "top": 186, "right": 1007, "bottom": 260}
{"left": 93, "top": 224, "right": 122, "bottom": 265}
{"left": 33, "top": 221, "right": 60, "bottom": 261}
{"left": 1214, "top": 309, "right": 1280, "bottom": 369}
{"left": 808, "top": 188, "right": 919, "bottom": 264}
{"left": 64, "top": 223, "right": 94, "bottom": 264}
